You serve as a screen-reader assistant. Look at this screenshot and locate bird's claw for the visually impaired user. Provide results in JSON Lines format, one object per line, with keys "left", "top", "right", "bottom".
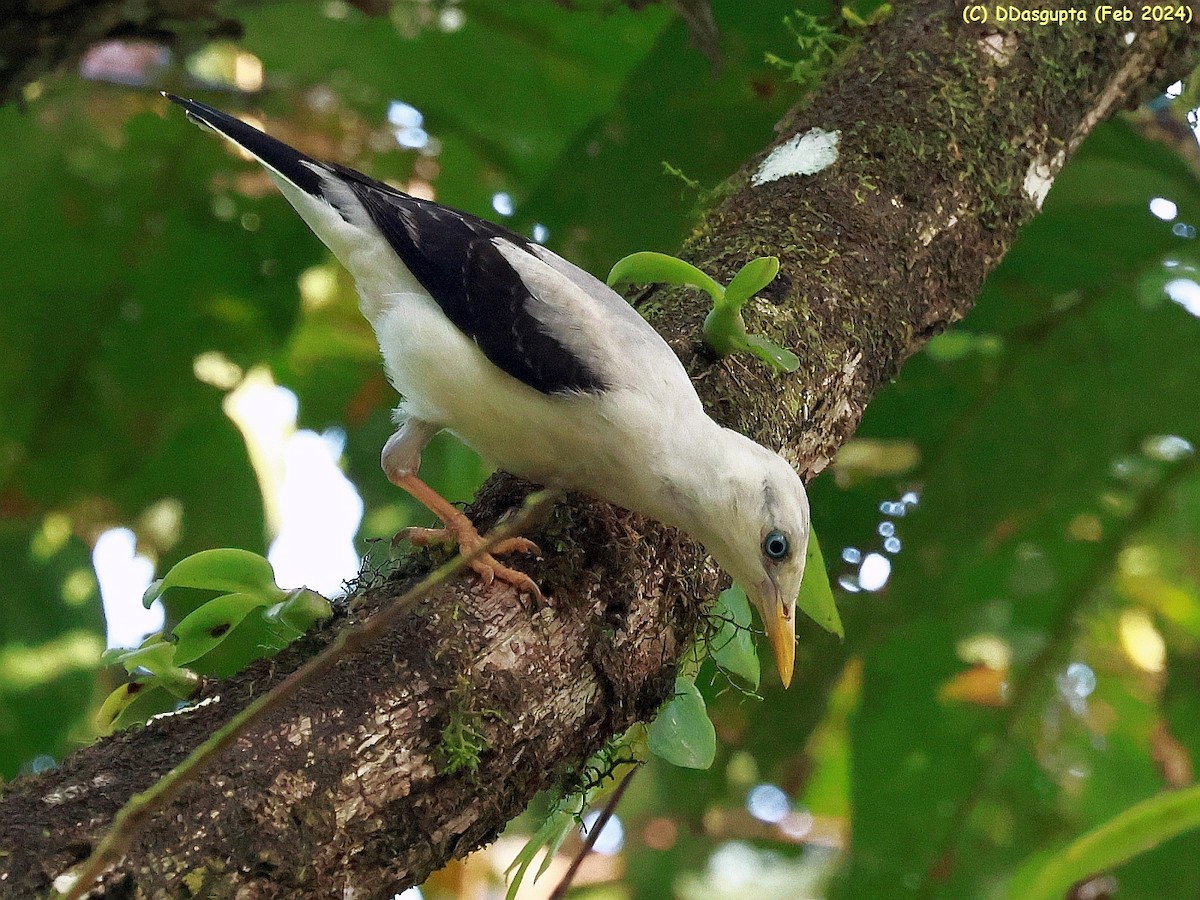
{"left": 490, "top": 536, "right": 541, "bottom": 557}
{"left": 393, "top": 524, "right": 545, "bottom": 602}
{"left": 468, "top": 554, "right": 545, "bottom": 604}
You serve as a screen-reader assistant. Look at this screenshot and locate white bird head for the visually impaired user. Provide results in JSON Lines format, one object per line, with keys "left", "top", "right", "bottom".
{"left": 683, "top": 434, "right": 810, "bottom": 688}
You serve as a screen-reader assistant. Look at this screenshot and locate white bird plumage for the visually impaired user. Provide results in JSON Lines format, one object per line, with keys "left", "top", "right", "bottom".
{"left": 166, "top": 94, "right": 810, "bottom": 685}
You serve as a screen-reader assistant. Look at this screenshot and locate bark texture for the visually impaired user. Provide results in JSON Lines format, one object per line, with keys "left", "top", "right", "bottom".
{"left": 2, "top": 3, "right": 1196, "bottom": 898}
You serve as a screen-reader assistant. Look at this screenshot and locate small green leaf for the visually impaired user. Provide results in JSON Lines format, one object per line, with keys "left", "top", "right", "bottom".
{"left": 607, "top": 251, "right": 725, "bottom": 303}
{"left": 724, "top": 256, "right": 780, "bottom": 306}
{"left": 264, "top": 589, "right": 333, "bottom": 634}
{"left": 101, "top": 640, "right": 178, "bottom": 676}
{"left": 709, "top": 586, "right": 760, "bottom": 688}
{"left": 181, "top": 615, "right": 279, "bottom": 678}
{"left": 1008, "top": 783, "right": 1200, "bottom": 900}
{"left": 504, "top": 727, "right": 646, "bottom": 899}
{"left": 156, "top": 666, "right": 203, "bottom": 699}
{"left": 797, "top": 531, "right": 843, "bottom": 637}
{"left": 172, "top": 592, "right": 271, "bottom": 665}
{"left": 647, "top": 677, "right": 716, "bottom": 769}
{"left": 144, "top": 549, "right": 282, "bottom": 610}
{"left": 743, "top": 333, "right": 802, "bottom": 373}
{"left": 97, "top": 680, "right": 146, "bottom": 731}
{"left": 504, "top": 787, "right": 592, "bottom": 900}
{"left": 613, "top": 249, "right": 798, "bottom": 376}
{"left": 97, "top": 679, "right": 188, "bottom": 734}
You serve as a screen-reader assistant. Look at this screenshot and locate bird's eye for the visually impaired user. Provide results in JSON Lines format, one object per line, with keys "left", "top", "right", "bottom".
{"left": 763, "top": 530, "right": 790, "bottom": 560}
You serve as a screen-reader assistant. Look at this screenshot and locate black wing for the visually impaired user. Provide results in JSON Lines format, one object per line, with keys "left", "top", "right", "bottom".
{"left": 166, "top": 94, "right": 606, "bottom": 395}
{"left": 333, "top": 166, "right": 607, "bottom": 396}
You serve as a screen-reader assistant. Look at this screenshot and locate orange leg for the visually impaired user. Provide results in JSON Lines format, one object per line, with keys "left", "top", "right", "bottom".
{"left": 391, "top": 472, "right": 543, "bottom": 601}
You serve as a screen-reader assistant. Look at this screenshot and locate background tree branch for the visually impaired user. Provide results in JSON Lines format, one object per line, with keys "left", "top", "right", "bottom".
{"left": 1, "top": 4, "right": 1196, "bottom": 898}
{"left": 1, "top": 0, "right": 237, "bottom": 106}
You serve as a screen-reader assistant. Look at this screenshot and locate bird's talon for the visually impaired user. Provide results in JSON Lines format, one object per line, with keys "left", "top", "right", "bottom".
{"left": 395, "top": 518, "right": 545, "bottom": 599}
{"left": 491, "top": 536, "right": 541, "bottom": 557}
{"left": 470, "top": 557, "right": 546, "bottom": 605}
{"left": 472, "top": 560, "right": 497, "bottom": 586}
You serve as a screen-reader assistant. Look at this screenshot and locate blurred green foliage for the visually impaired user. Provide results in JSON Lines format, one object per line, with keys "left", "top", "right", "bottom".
{"left": 2, "top": 1, "right": 1200, "bottom": 898}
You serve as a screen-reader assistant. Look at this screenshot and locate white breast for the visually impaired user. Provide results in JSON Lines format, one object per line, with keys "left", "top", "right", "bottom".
{"left": 370, "top": 291, "right": 667, "bottom": 499}
{"left": 280, "top": 171, "right": 705, "bottom": 509}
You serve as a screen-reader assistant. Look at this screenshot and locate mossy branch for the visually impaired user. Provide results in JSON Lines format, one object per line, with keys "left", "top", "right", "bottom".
{"left": 55, "top": 492, "right": 558, "bottom": 900}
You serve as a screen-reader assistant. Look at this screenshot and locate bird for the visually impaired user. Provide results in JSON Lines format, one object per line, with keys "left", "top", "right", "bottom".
{"left": 165, "top": 94, "right": 810, "bottom": 686}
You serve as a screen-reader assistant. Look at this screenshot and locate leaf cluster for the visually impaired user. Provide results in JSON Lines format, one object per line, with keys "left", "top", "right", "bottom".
{"left": 98, "top": 549, "right": 331, "bottom": 733}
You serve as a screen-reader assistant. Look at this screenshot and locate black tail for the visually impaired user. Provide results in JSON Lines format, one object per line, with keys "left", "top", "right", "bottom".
{"left": 163, "top": 93, "right": 326, "bottom": 197}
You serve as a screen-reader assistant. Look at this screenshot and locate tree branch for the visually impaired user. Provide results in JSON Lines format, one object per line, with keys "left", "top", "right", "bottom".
{"left": 1, "top": 0, "right": 239, "bottom": 106}
{"left": 55, "top": 495, "right": 557, "bottom": 900}
{"left": 2, "top": 5, "right": 1196, "bottom": 898}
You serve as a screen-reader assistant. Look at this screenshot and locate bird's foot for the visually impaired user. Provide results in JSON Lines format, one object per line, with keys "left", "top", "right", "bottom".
{"left": 396, "top": 524, "right": 544, "bottom": 602}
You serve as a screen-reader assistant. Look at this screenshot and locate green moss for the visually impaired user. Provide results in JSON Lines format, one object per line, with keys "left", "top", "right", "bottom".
{"left": 182, "top": 867, "right": 207, "bottom": 895}
{"left": 438, "top": 675, "right": 502, "bottom": 776}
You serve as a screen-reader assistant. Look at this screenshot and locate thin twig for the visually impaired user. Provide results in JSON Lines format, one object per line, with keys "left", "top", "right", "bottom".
{"left": 548, "top": 763, "right": 640, "bottom": 900}
{"left": 56, "top": 490, "right": 559, "bottom": 900}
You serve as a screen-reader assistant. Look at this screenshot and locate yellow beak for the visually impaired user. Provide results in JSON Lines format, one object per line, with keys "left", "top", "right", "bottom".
{"left": 760, "top": 580, "right": 796, "bottom": 688}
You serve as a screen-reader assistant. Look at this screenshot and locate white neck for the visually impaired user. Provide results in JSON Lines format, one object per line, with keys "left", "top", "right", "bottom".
{"left": 622, "top": 415, "right": 757, "bottom": 547}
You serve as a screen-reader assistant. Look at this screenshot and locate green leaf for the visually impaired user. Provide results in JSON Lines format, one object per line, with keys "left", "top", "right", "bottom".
{"left": 97, "top": 679, "right": 189, "bottom": 734}
{"left": 1009, "top": 785, "right": 1200, "bottom": 900}
{"left": 724, "top": 256, "right": 780, "bottom": 306}
{"left": 647, "top": 677, "right": 716, "bottom": 769}
{"left": 797, "top": 531, "right": 842, "bottom": 637}
{"left": 101, "top": 640, "right": 177, "bottom": 676}
{"left": 504, "top": 804, "right": 578, "bottom": 900}
{"left": 171, "top": 592, "right": 272, "bottom": 666}
{"left": 97, "top": 681, "right": 141, "bottom": 731}
{"left": 606, "top": 251, "right": 725, "bottom": 303}
{"left": 743, "top": 333, "right": 802, "bottom": 373}
{"left": 178, "top": 598, "right": 327, "bottom": 679}
{"left": 264, "top": 589, "right": 333, "bottom": 635}
{"left": 144, "top": 548, "right": 283, "bottom": 618}
{"left": 709, "top": 586, "right": 760, "bottom": 688}
{"left": 504, "top": 728, "right": 646, "bottom": 899}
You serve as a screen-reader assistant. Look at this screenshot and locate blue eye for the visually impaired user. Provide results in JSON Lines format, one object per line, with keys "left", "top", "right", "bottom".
{"left": 763, "top": 530, "right": 790, "bottom": 560}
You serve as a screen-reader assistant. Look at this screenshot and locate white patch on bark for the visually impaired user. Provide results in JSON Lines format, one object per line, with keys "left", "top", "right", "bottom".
{"left": 979, "top": 32, "right": 1017, "bottom": 66}
{"left": 842, "top": 352, "right": 862, "bottom": 380}
{"left": 1023, "top": 150, "right": 1066, "bottom": 208}
{"left": 752, "top": 128, "right": 841, "bottom": 186}
{"left": 53, "top": 873, "right": 80, "bottom": 895}
{"left": 42, "top": 783, "right": 87, "bottom": 806}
